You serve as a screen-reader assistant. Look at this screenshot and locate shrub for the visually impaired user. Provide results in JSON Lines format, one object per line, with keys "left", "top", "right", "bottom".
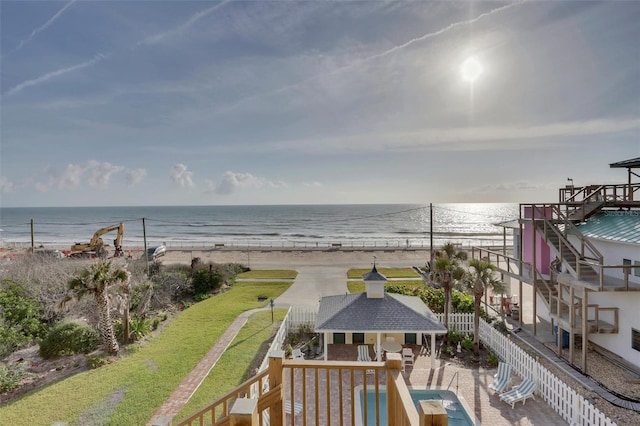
{"left": 493, "top": 320, "right": 508, "bottom": 334}
{"left": 461, "top": 335, "right": 474, "bottom": 352}
{"left": 0, "top": 324, "right": 33, "bottom": 358}
{"left": 440, "top": 344, "right": 455, "bottom": 357}
{"left": 0, "top": 280, "right": 48, "bottom": 356}
{"left": 0, "top": 363, "right": 28, "bottom": 393}
{"left": 447, "top": 329, "right": 463, "bottom": 343}
{"left": 86, "top": 354, "right": 110, "bottom": 369}
{"left": 451, "top": 290, "right": 474, "bottom": 314}
{"left": 485, "top": 350, "right": 499, "bottom": 367}
{"left": 192, "top": 268, "right": 223, "bottom": 295}
{"left": 129, "top": 317, "right": 151, "bottom": 341}
{"left": 39, "top": 321, "right": 100, "bottom": 359}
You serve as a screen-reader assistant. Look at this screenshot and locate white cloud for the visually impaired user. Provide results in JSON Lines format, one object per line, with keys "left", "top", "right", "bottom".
{"left": 207, "top": 171, "right": 287, "bottom": 195}
{"left": 12, "top": 0, "right": 77, "bottom": 53}
{"left": 34, "top": 182, "right": 49, "bottom": 193}
{"left": 170, "top": 164, "right": 194, "bottom": 188}
{"left": 35, "top": 161, "right": 124, "bottom": 190}
{"left": 0, "top": 176, "right": 15, "bottom": 193}
{"left": 303, "top": 181, "right": 323, "bottom": 188}
{"left": 57, "top": 163, "right": 86, "bottom": 188}
{"left": 125, "top": 168, "right": 147, "bottom": 186}
{"left": 270, "top": 118, "right": 640, "bottom": 154}
{"left": 86, "top": 161, "right": 124, "bottom": 188}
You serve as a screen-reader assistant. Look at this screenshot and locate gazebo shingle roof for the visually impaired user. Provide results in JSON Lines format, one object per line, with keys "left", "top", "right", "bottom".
{"left": 315, "top": 292, "right": 446, "bottom": 333}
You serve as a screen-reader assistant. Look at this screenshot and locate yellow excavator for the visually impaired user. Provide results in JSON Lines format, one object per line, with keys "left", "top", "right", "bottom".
{"left": 70, "top": 223, "right": 125, "bottom": 259}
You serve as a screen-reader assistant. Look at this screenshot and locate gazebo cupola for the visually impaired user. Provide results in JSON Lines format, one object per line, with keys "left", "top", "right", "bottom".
{"left": 362, "top": 263, "right": 387, "bottom": 299}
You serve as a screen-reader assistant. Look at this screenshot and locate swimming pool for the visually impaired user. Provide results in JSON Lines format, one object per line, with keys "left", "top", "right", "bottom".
{"left": 355, "top": 386, "right": 478, "bottom": 426}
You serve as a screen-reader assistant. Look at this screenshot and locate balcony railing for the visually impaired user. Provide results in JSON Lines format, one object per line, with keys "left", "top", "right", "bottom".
{"left": 559, "top": 182, "right": 640, "bottom": 204}
{"left": 173, "top": 352, "right": 435, "bottom": 426}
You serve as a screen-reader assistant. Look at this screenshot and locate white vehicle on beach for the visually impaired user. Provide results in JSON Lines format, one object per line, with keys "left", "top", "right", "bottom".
{"left": 146, "top": 245, "right": 166, "bottom": 260}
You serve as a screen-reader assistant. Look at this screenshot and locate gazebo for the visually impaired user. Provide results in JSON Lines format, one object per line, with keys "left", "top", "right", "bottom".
{"left": 315, "top": 265, "right": 447, "bottom": 368}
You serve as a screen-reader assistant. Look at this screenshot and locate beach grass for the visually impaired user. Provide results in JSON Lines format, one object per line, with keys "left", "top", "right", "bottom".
{"left": 176, "top": 308, "right": 287, "bottom": 420}
{"left": 347, "top": 280, "right": 425, "bottom": 293}
{"left": 0, "top": 281, "right": 292, "bottom": 426}
{"left": 347, "top": 267, "right": 419, "bottom": 279}
{"left": 237, "top": 269, "right": 298, "bottom": 279}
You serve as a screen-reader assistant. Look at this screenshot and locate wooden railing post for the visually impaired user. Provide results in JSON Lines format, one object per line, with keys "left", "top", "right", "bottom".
{"left": 386, "top": 353, "right": 402, "bottom": 425}
{"left": 268, "top": 350, "right": 285, "bottom": 426}
{"left": 418, "top": 400, "right": 448, "bottom": 426}
{"left": 230, "top": 398, "right": 258, "bottom": 426}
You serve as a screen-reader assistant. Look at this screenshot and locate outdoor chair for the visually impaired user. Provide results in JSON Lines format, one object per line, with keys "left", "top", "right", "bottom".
{"left": 488, "top": 361, "right": 511, "bottom": 393}
{"left": 357, "top": 345, "right": 372, "bottom": 362}
{"left": 262, "top": 400, "right": 303, "bottom": 426}
{"left": 402, "top": 348, "right": 414, "bottom": 367}
{"left": 373, "top": 343, "right": 381, "bottom": 360}
{"left": 292, "top": 348, "right": 305, "bottom": 360}
{"left": 499, "top": 378, "right": 536, "bottom": 409}
{"left": 357, "top": 345, "right": 374, "bottom": 374}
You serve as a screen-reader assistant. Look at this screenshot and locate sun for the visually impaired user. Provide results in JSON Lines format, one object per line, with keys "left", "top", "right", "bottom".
{"left": 460, "top": 56, "right": 483, "bottom": 83}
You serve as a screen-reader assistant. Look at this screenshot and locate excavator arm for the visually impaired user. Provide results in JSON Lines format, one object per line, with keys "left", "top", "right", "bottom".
{"left": 71, "top": 223, "right": 125, "bottom": 258}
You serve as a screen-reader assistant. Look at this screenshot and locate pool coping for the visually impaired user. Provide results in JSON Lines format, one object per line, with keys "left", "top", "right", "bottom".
{"left": 353, "top": 384, "right": 481, "bottom": 426}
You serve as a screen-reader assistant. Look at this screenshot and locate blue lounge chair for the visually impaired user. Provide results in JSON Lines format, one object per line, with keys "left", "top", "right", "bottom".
{"left": 357, "top": 345, "right": 372, "bottom": 362}
{"left": 357, "top": 345, "right": 374, "bottom": 374}
{"left": 499, "top": 378, "right": 537, "bottom": 409}
{"left": 488, "top": 362, "right": 511, "bottom": 393}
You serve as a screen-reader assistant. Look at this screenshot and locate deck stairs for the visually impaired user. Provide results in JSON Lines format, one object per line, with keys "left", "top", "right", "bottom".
{"left": 529, "top": 206, "right": 618, "bottom": 336}
{"left": 566, "top": 201, "right": 604, "bottom": 222}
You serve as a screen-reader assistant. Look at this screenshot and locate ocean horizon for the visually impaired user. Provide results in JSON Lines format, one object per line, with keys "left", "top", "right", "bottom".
{"left": 0, "top": 203, "right": 519, "bottom": 249}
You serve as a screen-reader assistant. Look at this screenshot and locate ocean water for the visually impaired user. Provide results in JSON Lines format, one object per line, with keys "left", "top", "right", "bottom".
{"left": 0, "top": 203, "right": 518, "bottom": 249}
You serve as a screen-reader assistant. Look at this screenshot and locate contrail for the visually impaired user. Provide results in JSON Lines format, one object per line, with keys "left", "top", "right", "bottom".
{"left": 13, "top": 0, "right": 77, "bottom": 53}
{"left": 219, "top": 1, "right": 524, "bottom": 112}
{"left": 7, "top": 54, "right": 106, "bottom": 96}
{"left": 137, "top": 0, "right": 233, "bottom": 46}
{"left": 5, "top": 0, "right": 232, "bottom": 95}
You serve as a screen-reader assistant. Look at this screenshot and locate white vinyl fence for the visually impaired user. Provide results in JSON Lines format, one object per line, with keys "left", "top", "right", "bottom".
{"left": 258, "top": 308, "right": 615, "bottom": 426}
{"left": 436, "top": 313, "right": 474, "bottom": 334}
{"left": 477, "top": 318, "right": 616, "bottom": 426}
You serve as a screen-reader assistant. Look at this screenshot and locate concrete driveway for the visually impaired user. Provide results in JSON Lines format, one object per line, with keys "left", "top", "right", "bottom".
{"left": 273, "top": 266, "right": 348, "bottom": 308}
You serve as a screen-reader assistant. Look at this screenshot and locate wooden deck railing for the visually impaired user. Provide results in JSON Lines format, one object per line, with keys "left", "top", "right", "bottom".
{"left": 172, "top": 352, "right": 433, "bottom": 426}
{"left": 559, "top": 182, "right": 640, "bottom": 204}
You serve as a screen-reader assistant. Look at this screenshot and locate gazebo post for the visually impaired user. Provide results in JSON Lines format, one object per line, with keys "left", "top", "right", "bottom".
{"left": 323, "top": 332, "right": 328, "bottom": 361}
{"left": 431, "top": 333, "right": 436, "bottom": 369}
{"left": 376, "top": 333, "right": 382, "bottom": 361}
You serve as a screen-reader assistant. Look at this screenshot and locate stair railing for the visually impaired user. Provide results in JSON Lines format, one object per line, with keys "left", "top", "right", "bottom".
{"left": 531, "top": 204, "right": 603, "bottom": 280}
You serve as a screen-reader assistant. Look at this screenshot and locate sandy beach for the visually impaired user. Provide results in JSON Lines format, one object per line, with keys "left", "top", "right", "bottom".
{"left": 163, "top": 247, "right": 431, "bottom": 268}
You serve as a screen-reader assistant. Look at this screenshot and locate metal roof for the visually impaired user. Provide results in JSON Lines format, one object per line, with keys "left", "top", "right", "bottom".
{"left": 494, "top": 219, "right": 520, "bottom": 229}
{"left": 576, "top": 211, "right": 640, "bottom": 245}
{"left": 315, "top": 292, "right": 446, "bottom": 333}
{"left": 610, "top": 158, "right": 640, "bottom": 169}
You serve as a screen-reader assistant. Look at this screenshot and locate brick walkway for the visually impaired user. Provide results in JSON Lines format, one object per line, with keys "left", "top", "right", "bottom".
{"left": 147, "top": 307, "right": 266, "bottom": 426}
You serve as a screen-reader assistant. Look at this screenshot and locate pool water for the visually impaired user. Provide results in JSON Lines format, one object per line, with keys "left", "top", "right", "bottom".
{"left": 358, "top": 388, "right": 475, "bottom": 426}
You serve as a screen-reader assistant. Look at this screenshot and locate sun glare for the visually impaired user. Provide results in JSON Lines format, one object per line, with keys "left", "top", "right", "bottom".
{"left": 461, "top": 56, "right": 483, "bottom": 83}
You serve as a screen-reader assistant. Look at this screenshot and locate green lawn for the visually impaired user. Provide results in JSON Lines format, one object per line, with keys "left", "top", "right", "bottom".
{"left": 176, "top": 308, "right": 287, "bottom": 420}
{"left": 237, "top": 269, "right": 298, "bottom": 279}
{"left": 346, "top": 267, "right": 419, "bottom": 279}
{"left": 0, "top": 281, "right": 292, "bottom": 426}
{"left": 347, "top": 280, "right": 425, "bottom": 293}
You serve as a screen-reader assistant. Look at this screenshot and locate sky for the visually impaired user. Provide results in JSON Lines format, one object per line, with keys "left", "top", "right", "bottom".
{"left": 1, "top": 1, "right": 639, "bottom": 207}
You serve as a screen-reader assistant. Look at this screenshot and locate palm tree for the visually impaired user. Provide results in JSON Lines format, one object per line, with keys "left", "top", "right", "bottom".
{"left": 465, "top": 258, "right": 506, "bottom": 355}
{"left": 429, "top": 243, "right": 466, "bottom": 331}
{"left": 67, "top": 261, "right": 129, "bottom": 354}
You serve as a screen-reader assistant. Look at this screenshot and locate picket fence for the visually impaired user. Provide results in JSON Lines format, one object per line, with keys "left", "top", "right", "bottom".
{"left": 257, "top": 308, "right": 615, "bottom": 426}
{"left": 478, "top": 319, "right": 616, "bottom": 426}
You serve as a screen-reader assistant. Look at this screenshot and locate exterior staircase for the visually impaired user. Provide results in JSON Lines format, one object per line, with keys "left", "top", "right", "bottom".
{"left": 527, "top": 205, "right": 618, "bottom": 336}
